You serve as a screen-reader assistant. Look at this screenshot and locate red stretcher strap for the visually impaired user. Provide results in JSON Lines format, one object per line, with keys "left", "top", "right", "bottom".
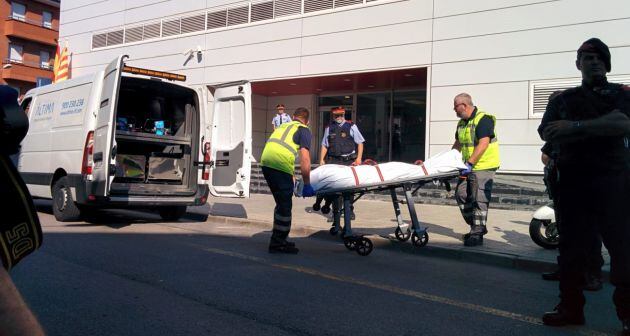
{"left": 420, "top": 164, "right": 428, "bottom": 176}
{"left": 374, "top": 165, "right": 385, "bottom": 182}
{"left": 350, "top": 166, "right": 360, "bottom": 186}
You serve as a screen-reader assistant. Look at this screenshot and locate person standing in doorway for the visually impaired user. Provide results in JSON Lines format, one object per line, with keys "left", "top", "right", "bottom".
{"left": 451, "top": 93, "right": 500, "bottom": 247}
{"left": 538, "top": 38, "right": 630, "bottom": 335}
{"left": 261, "top": 107, "right": 316, "bottom": 254}
{"left": 271, "top": 104, "right": 292, "bottom": 131}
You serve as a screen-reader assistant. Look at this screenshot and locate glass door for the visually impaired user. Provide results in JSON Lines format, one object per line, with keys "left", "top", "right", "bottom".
{"left": 356, "top": 92, "right": 390, "bottom": 162}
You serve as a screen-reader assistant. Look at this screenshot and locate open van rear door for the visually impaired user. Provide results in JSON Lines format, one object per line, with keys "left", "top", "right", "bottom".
{"left": 199, "top": 81, "right": 252, "bottom": 198}
{"left": 92, "top": 55, "right": 126, "bottom": 196}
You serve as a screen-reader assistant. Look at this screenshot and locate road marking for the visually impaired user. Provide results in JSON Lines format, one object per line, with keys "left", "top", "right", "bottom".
{"left": 189, "top": 244, "right": 611, "bottom": 336}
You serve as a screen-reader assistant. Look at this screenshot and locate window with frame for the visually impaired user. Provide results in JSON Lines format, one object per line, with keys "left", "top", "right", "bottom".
{"left": 36, "top": 77, "right": 52, "bottom": 87}
{"left": 11, "top": 2, "right": 26, "bottom": 21}
{"left": 9, "top": 44, "right": 23, "bottom": 63}
{"left": 42, "top": 11, "right": 52, "bottom": 29}
{"left": 40, "top": 51, "right": 50, "bottom": 69}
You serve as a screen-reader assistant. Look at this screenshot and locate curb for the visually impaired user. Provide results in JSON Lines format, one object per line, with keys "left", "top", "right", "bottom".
{"left": 206, "top": 214, "right": 567, "bottom": 274}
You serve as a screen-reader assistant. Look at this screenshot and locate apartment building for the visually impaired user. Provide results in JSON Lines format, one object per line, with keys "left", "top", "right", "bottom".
{"left": 1, "top": 0, "right": 59, "bottom": 98}
{"left": 58, "top": 0, "right": 630, "bottom": 173}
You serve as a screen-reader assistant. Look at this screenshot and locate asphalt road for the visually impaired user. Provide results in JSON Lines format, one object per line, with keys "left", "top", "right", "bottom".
{"left": 9, "top": 202, "right": 621, "bottom": 336}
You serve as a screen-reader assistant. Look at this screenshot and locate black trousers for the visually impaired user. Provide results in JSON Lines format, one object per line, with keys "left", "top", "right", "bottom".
{"left": 315, "top": 155, "right": 355, "bottom": 213}
{"left": 262, "top": 166, "right": 294, "bottom": 247}
{"left": 556, "top": 169, "right": 630, "bottom": 320}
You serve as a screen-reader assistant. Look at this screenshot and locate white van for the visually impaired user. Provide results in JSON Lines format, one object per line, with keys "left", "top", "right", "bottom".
{"left": 18, "top": 55, "right": 252, "bottom": 221}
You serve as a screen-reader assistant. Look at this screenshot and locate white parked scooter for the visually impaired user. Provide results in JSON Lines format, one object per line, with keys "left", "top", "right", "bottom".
{"left": 529, "top": 203, "right": 559, "bottom": 249}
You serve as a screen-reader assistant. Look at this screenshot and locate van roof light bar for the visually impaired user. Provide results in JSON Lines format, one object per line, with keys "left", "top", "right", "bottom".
{"left": 122, "top": 66, "right": 186, "bottom": 82}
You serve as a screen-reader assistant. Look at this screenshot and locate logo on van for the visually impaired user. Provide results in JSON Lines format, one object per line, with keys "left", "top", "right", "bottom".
{"left": 60, "top": 99, "right": 85, "bottom": 116}
{"left": 32, "top": 102, "right": 54, "bottom": 121}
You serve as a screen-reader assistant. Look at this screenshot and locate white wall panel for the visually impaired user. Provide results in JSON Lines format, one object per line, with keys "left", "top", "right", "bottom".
{"left": 204, "top": 19, "right": 302, "bottom": 50}
{"left": 62, "top": 34, "right": 93, "bottom": 54}
{"left": 62, "top": 0, "right": 109, "bottom": 12}
{"left": 434, "top": 0, "right": 630, "bottom": 40}
{"left": 124, "top": 0, "right": 206, "bottom": 23}
{"left": 433, "top": 19, "right": 630, "bottom": 64}
{"left": 61, "top": 12, "right": 125, "bottom": 35}
{"left": 61, "top": 1, "right": 120, "bottom": 24}
{"left": 430, "top": 82, "right": 529, "bottom": 121}
{"left": 428, "top": 120, "right": 456, "bottom": 145}
{"left": 301, "top": 0, "right": 432, "bottom": 35}
{"left": 498, "top": 145, "right": 545, "bottom": 173}
{"left": 301, "top": 42, "right": 431, "bottom": 75}
{"left": 434, "top": 0, "right": 545, "bottom": 17}
{"left": 202, "top": 58, "right": 301, "bottom": 84}
{"left": 301, "top": 20, "right": 431, "bottom": 55}
{"left": 203, "top": 39, "right": 302, "bottom": 67}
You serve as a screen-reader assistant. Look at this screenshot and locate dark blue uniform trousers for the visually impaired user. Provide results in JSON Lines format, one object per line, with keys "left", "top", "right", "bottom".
{"left": 262, "top": 166, "right": 294, "bottom": 247}
{"left": 557, "top": 169, "right": 630, "bottom": 320}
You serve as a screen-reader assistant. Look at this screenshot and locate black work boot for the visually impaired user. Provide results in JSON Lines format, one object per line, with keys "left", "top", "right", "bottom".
{"left": 463, "top": 226, "right": 488, "bottom": 240}
{"left": 542, "top": 304, "right": 585, "bottom": 326}
{"left": 622, "top": 318, "right": 629, "bottom": 335}
{"left": 542, "top": 270, "right": 560, "bottom": 281}
{"left": 268, "top": 243, "right": 299, "bottom": 254}
{"left": 463, "top": 234, "right": 483, "bottom": 247}
{"left": 583, "top": 275, "right": 603, "bottom": 292}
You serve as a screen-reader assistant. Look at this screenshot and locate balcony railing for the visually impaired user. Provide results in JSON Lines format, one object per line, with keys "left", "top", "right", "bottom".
{"left": 3, "top": 58, "right": 53, "bottom": 71}
{"left": 6, "top": 15, "right": 58, "bottom": 31}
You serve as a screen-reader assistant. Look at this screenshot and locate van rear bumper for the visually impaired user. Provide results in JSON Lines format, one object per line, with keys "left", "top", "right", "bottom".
{"left": 81, "top": 184, "right": 209, "bottom": 207}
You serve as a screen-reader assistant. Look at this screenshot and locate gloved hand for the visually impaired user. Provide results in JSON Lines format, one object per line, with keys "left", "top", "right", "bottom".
{"left": 460, "top": 162, "right": 474, "bottom": 176}
{"left": 302, "top": 184, "right": 315, "bottom": 197}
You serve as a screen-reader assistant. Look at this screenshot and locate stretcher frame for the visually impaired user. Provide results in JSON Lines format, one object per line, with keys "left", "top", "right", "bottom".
{"left": 316, "top": 171, "right": 459, "bottom": 256}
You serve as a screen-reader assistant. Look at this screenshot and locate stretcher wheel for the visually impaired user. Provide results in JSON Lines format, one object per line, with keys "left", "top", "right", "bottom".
{"left": 412, "top": 231, "right": 429, "bottom": 247}
{"left": 343, "top": 237, "right": 358, "bottom": 251}
{"left": 356, "top": 238, "right": 373, "bottom": 256}
{"left": 312, "top": 202, "right": 321, "bottom": 212}
{"left": 395, "top": 227, "right": 411, "bottom": 241}
{"left": 321, "top": 204, "right": 331, "bottom": 214}
{"left": 329, "top": 226, "right": 339, "bottom": 235}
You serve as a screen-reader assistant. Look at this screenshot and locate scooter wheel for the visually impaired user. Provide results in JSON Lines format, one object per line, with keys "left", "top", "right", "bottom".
{"left": 411, "top": 231, "right": 429, "bottom": 247}
{"left": 343, "top": 237, "right": 357, "bottom": 251}
{"left": 356, "top": 238, "right": 373, "bottom": 256}
{"left": 329, "top": 226, "right": 339, "bottom": 236}
{"left": 395, "top": 227, "right": 411, "bottom": 241}
{"left": 529, "top": 219, "right": 559, "bottom": 249}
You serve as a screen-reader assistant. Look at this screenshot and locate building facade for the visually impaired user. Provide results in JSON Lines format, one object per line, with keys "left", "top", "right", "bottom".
{"left": 1, "top": 0, "right": 60, "bottom": 98}
{"left": 58, "top": 0, "right": 630, "bottom": 173}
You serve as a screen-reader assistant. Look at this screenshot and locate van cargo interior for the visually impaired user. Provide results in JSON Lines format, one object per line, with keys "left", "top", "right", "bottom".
{"left": 112, "top": 77, "right": 199, "bottom": 195}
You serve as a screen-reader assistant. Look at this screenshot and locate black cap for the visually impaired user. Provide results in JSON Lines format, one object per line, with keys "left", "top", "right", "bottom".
{"left": 577, "top": 38, "right": 611, "bottom": 72}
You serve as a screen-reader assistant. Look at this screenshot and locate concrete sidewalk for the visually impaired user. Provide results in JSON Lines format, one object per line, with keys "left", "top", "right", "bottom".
{"left": 201, "top": 193, "right": 611, "bottom": 274}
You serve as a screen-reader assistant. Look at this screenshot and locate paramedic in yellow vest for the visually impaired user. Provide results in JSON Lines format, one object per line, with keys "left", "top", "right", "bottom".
{"left": 451, "top": 93, "right": 500, "bottom": 247}
{"left": 260, "top": 107, "right": 316, "bottom": 254}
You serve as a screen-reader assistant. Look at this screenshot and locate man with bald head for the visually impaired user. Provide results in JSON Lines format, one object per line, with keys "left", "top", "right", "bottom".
{"left": 451, "top": 93, "right": 500, "bottom": 247}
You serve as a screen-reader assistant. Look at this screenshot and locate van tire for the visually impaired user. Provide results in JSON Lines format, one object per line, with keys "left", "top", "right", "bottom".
{"left": 52, "top": 177, "right": 81, "bottom": 222}
{"left": 159, "top": 206, "right": 187, "bottom": 221}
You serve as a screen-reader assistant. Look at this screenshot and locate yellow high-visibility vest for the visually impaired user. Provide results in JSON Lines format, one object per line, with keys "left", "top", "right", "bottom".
{"left": 456, "top": 110, "right": 500, "bottom": 171}
{"left": 261, "top": 121, "right": 307, "bottom": 175}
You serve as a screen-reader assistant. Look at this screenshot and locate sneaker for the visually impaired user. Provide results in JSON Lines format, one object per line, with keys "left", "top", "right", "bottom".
{"left": 268, "top": 244, "right": 299, "bottom": 254}
{"left": 542, "top": 304, "right": 585, "bottom": 326}
{"left": 463, "top": 235, "right": 483, "bottom": 247}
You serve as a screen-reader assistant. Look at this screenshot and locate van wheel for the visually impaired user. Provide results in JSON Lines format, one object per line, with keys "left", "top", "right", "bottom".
{"left": 52, "top": 177, "right": 81, "bottom": 222}
{"left": 159, "top": 206, "right": 187, "bottom": 221}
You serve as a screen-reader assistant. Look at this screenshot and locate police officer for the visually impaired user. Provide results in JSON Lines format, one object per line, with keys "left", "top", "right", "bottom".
{"left": 451, "top": 93, "right": 500, "bottom": 247}
{"left": 538, "top": 38, "right": 630, "bottom": 334}
{"left": 318, "top": 106, "right": 365, "bottom": 219}
{"left": 271, "top": 103, "right": 292, "bottom": 131}
{"left": 260, "top": 107, "right": 315, "bottom": 254}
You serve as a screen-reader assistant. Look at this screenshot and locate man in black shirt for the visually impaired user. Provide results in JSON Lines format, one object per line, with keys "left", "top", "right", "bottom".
{"left": 538, "top": 38, "right": 630, "bottom": 335}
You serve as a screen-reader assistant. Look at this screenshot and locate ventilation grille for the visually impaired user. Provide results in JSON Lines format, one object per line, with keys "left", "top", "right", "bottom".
{"left": 181, "top": 14, "right": 206, "bottom": 34}
{"left": 227, "top": 6, "right": 249, "bottom": 26}
{"left": 251, "top": 1, "right": 273, "bottom": 22}
{"left": 124, "top": 26, "right": 143, "bottom": 43}
{"left": 207, "top": 9, "right": 227, "bottom": 29}
{"left": 162, "top": 18, "right": 180, "bottom": 36}
{"left": 106, "top": 30, "right": 123, "bottom": 46}
{"left": 274, "top": 0, "right": 301, "bottom": 17}
{"left": 143, "top": 23, "right": 161, "bottom": 40}
{"left": 92, "top": 33, "right": 107, "bottom": 49}
{"left": 335, "top": 0, "right": 362, "bottom": 7}
{"left": 304, "top": 0, "right": 333, "bottom": 13}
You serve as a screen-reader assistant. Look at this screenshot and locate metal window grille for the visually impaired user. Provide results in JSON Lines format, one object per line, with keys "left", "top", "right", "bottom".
{"left": 274, "top": 0, "right": 301, "bottom": 17}
{"left": 207, "top": 9, "right": 227, "bottom": 29}
{"left": 227, "top": 5, "right": 249, "bottom": 26}
{"left": 304, "top": 0, "right": 334, "bottom": 13}
{"left": 106, "top": 30, "right": 124, "bottom": 46}
{"left": 251, "top": 1, "right": 273, "bottom": 22}
{"left": 334, "top": 0, "right": 362, "bottom": 8}
{"left": 181, "top": 14, "right": 206, "bottom": 33}
{"left": 143, "top": 23, "right": 161, "bottom": 40}
{"left": 92, "top": 33, "right": 107, "bottom": 49}
{"left": 162, "top": 18, "right": 181, "bottom": 37}
{"left": 124, "top": 26, "right": 143, "bottom": 43}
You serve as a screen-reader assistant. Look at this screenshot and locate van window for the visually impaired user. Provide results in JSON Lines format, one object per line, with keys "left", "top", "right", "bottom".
{"left": 21, "top": 98, "right": 32, "bottom": 116}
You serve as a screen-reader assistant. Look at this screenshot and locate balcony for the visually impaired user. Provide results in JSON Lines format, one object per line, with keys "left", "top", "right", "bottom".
{"left": 2, "top": 59, "right": 53, "bottom": 83}
{"left": 4, "top": 17, "right": 58, "bottom": 46}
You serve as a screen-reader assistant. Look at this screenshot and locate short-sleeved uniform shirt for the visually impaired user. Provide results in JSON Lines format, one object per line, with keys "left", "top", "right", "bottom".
{"left": 454, "top": 108, "right": 495, "bottom": 142}
{"left": 293, "top": 127, "right": 312, "bottom": 151}
{"left": 321, "top": 122, "right": 366, "bottom": 148}
{"left": 272, "top": 113, "right": 292, "bottom": 128}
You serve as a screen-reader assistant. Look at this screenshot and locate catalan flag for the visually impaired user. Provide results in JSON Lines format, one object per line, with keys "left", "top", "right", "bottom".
{"left": 53, "top": 43, "right": 69, "bottom": 83}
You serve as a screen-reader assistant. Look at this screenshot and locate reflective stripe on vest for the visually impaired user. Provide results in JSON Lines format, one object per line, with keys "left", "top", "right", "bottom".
{"left": 261, "top": 121, "right": 306, "bottom": 175}
{"left": 456, "top": 110, "right": 500, "bottom": 171}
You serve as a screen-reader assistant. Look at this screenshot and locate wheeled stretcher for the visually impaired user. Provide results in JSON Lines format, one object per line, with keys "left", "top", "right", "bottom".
{"left": 316, "top": 171, "right": 459, "bottom": 256}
